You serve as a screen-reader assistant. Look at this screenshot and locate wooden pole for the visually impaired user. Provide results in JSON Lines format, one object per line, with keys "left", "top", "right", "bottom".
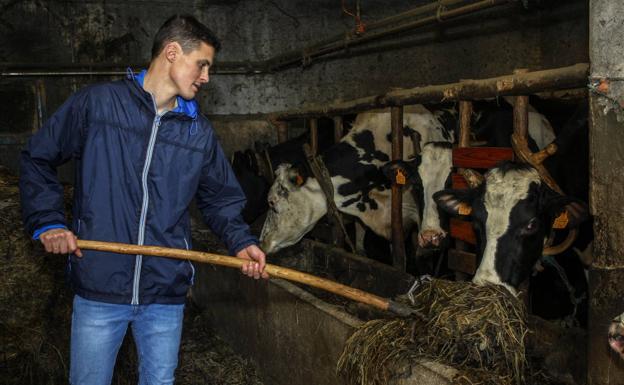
{"left": 276, "top": 120, "right": 288, "bottom": 143}
{"left": 391, "top": 106, "right": 406, "bottom": 271}
{"left": 76, "top": 239, "right": 420, "bottom": 317}
{"left": 458, "top": 101, "right": 473, "bottom": 148}
{"left": 274, "top": 63, "right": 589, "bottom": 120}
{"left": 512, "top": 69, "right": 530, "bottom": 142}
{"left": 309, "top": 118, "right": 318, "bottom": 155}
{"left": 333, "top": 116, "right": 344, "bottom": 143}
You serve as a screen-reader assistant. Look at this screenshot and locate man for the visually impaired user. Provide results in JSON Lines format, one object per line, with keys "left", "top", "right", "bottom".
{"left": 19, "top": 15, "right": 267, "bottom": 385}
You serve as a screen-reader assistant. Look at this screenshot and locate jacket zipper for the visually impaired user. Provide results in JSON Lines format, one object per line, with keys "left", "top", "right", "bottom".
{"left": 183, "top": 237, "right": 195, "bottom": 285}
{"left": 131, "top": 106, "right": 163, "bottom": 305}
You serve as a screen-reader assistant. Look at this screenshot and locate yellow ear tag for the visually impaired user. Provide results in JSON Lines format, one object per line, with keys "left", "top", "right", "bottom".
{"left": 395, "top": 169, "right": 406, "bottom": 185}
{"left": 552, "top": 211, "right": 569, "bottom": 229}
{"left": 295, "top": 174, "right": 304, "bottom": 186}
{"left": 458, "top": 203, "right": 472, "bottom": 216}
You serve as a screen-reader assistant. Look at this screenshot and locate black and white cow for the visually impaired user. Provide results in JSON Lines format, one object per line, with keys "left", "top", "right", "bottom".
{"left": 232, "top": 124, "right": 334, "bottom": 224}
{"left": 260, "top": 106, "right": 455, "bottom": 254}
{"left": 433, "top": 162, "right": 589, "bottom": 293}
{"left": 609, "top": 312, "right": 624, "bottom": 360}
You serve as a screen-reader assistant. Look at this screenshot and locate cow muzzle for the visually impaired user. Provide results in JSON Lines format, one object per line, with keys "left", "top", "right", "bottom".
{"left": 608, "top": 313, "right": 624, "bottom": 360}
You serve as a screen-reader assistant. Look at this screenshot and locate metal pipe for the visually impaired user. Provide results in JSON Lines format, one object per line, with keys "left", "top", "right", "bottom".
{"left": 1, "top": 0, "right": 513, "bottom": 78}
{"left": 267, "top": 0, "right": 511, "bottom": 71}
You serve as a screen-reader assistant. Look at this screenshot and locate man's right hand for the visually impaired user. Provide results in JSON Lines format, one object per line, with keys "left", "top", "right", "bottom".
{"left": 40, "top": 228, "right": 82, "bottom": 257}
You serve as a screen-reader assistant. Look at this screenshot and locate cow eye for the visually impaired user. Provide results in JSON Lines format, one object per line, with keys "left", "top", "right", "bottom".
{"left": 522, "top": 218, "right": 539, "bottom": 235}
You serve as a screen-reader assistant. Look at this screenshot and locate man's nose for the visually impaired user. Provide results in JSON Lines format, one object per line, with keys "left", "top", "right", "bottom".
{"left": 199, "top": 67, "right": 209, "bottom": 83}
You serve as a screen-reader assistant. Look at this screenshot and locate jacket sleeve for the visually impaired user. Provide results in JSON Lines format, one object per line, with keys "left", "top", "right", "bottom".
{"left": 195, "top": 127, "right": 258, "bottom": 255}
{"left": 19, "top": 90, "right": 88, "bottom": 236}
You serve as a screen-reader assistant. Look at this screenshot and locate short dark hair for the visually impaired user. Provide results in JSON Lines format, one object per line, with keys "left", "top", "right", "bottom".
{"left": 151, "top": 15, "right": 221, "bottom": 60}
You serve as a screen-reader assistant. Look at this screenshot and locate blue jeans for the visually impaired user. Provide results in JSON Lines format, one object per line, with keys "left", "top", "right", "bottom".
{"left": 70, "top": 295, "right": 185, "bottom": 385}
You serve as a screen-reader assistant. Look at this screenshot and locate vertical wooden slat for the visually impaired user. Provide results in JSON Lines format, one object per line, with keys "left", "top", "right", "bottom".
{"left": 333, "top": 116, "right": 343, "bottom": 143}
{"left": 310, "top": 118, "right": 318, "bottom": 155}
{"left": 458, "top": 100, "right": 472, "bottom": 148}
{"left": 513, "top": 69, "right": 530, "bottom": 141}
{"left": 276, "top": 120, "right": 288, "bottom": 143}
{"left": 331, "top": 117, "right": 345, "bottom": 248}
{"left": 391, "top": 106, "right": 406, "bottom": 271}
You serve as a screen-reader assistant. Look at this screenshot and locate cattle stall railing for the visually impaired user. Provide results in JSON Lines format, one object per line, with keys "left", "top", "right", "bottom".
{"left": 268, "top": 62, "right": 589, "bottom": 271}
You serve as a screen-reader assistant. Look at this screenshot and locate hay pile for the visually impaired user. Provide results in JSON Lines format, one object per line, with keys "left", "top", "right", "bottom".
{"left": 337, "top": 278, "right": 549, "bottom": 385}
{"left": 0, "top": 166, "right": 263, "bottom": 385}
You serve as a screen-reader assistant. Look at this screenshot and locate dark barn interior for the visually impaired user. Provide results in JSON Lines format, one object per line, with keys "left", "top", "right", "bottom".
{"left": 1, "top": 1, "right": 623, "bottom": 384}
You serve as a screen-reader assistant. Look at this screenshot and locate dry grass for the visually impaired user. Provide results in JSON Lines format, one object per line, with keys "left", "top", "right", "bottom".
{"left": 337, "top": 278, "right": 549, "bottom": 385}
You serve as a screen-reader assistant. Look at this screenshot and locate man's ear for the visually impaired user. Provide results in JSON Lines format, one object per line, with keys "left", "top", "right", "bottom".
{"left": 433, "top": 189, "right": 474, "bottom": 217}
{"left": 539, "top": 185, "right": 589, "bottom": 229}
{"left": 164, "top": 42, "right": 182, "bottom": 62}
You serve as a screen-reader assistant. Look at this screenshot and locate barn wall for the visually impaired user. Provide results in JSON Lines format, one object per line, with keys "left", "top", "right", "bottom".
{"left": 0, "top": 0, "right": 588, "bottom": 174}
{"left": 588, "top": 0, "right": 624, "bottom": 382}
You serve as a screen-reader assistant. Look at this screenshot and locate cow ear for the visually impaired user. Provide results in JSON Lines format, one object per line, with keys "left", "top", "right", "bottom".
{"left": 539, "top": 186, "right": 589, "bottom": 229}
{"left": 433, "top": 189, "right": 474, "bottom": 216}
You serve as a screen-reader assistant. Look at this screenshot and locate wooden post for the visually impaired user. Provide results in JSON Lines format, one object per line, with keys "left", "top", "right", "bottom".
{"left": 333, "top": 116, "right": 344, "bottom": 143}
{"left": 513, "top": 69, "right": 530, "bottom": 141}
{"left": 454, "top": 100, "right": 473, "bottom": 281}
{"left": 331, "top": 115, "right": 346, "bottom": 248}
{"left": 391, "top": 106, "right": 406, "bottom": 271}
{"left": 276, "top": 120, "right": 288, "bottom": 143}
{"left": 588, "top": 1, "right": 624, "bottom": 383}
{"left": 309, "top": 118, "right": 318, "bottom": 155}
{"left": 458, "top": 101, "right": 472, "bottom": 148}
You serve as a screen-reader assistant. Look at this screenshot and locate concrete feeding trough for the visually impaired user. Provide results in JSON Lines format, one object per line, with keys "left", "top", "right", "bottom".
{"left": 189, "top": 238, "right": 466, "bottom": 385}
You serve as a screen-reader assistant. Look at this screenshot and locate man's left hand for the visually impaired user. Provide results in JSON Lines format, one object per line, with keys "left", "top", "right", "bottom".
{"left": 236, "top": 244, "right": 269, "bottom": 280}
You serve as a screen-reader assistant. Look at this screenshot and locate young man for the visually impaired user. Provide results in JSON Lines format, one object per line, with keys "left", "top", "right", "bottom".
{"left": 19, "top": 15, "right": 267, "bottom": 385}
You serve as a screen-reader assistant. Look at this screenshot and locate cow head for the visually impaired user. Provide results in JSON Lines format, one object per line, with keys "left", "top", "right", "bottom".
{"left": 434, "top": 162, "right": 588, "bottom": 293}
{"left": 260, "top": 163, "right": 327, "bottom": 253}
{"left": 609, "top": 312, "right": 624, "bottom": 360}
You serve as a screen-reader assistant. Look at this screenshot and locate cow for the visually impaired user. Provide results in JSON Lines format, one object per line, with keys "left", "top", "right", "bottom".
{"left": 232, "top": 122, "right": 335, "bottom": 224}
{"left": 259, "top": 106, "right": 455, "bottom": 254}
{"left": 433, "top": 162, "right": 589, "bottom": 293}
{"left": 609, "top": 312, "right": 624, "bottom": 360}
{"left": 390, "top": 102, "right": 591, "bottom": 324}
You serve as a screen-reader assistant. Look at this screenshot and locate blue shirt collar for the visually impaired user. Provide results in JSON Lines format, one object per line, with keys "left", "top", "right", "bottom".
{"left": 134, "top": 69, "right": 198, "bottom": 119}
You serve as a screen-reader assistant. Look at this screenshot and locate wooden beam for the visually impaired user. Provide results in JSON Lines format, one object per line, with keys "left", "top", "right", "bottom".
{"left": 448, "top": 249, "right": 477, "bottom": 275}
{"left": 458, "top": 101, "right": 472, "bottom": 148}
{"left": 275, "top": 64, "right": 589, "bottom": 120}
{"left": 453, "top": 147, "right": 514, "bottom": 169}
{"left": 309, "top": 118, "right": 318, "bottom": 155}
{"left": 449, "top": 218, "right": 476, "bottom": 245}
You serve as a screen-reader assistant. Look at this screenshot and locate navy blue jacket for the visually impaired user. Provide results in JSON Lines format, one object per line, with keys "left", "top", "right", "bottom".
{"left": 20, "top": 71, "right": 257, "bottom": 305}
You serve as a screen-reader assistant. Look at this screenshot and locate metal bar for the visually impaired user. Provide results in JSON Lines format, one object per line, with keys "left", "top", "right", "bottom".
{"left": 267, "top": 0, "right": 510, "bottom": 71}
{"left": 275, "top": 63, "right": 589, "bottom": 120}
{"left": 390, "top": 106, "right": 406, "bottom": 271}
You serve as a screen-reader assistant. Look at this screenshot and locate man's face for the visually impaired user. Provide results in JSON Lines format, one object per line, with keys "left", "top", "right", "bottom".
{"left": 170, "top": 41, "right": 215, "bottom": 100}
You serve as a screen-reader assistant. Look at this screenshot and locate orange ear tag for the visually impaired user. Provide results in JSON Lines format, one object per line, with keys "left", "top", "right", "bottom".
{"left": 458, "top": 203, "right": 472, "bottom": 216}
{"left": 552, "top": 211, "right": 569, "bottom": 229}
{"left": 395, "top": 169, "right": 406, "bottom": 185}
{"left": 295, "top": 175, "right": 304, "bottom": 186}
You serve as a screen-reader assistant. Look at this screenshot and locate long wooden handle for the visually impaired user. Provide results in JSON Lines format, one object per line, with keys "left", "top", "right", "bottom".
{"left": 76, "top": 239, "right": 415, "bottom": 316}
